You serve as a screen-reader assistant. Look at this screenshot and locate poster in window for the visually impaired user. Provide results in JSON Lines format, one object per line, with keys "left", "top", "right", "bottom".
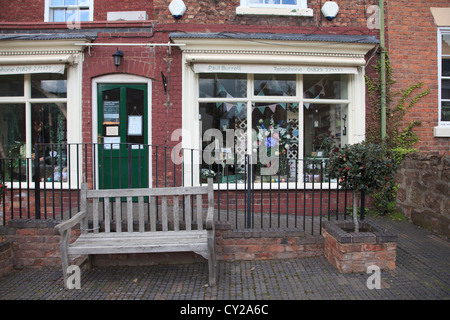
{"left": 103, "top": 101, "right": 120, "bottom": 124}
{"left": 128, "top": 115, "right": 143, "bottom": 136}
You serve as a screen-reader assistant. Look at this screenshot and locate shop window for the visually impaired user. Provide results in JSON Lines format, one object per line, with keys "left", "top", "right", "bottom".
{"left": 0, "top": 72, "right": 68, "bottom": 183}
{"left": 198, "top": 73, "right": 348, "bottom": 184}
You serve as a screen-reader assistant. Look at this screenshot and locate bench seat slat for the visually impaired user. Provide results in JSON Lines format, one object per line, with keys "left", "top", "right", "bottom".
{"left": 68, "top": 231, "right": 208, "bottom": 256}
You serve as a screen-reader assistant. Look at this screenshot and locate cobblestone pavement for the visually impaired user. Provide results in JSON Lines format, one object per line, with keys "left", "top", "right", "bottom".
{"left": 0, "top": 216, "right": 449, "bottom": 302}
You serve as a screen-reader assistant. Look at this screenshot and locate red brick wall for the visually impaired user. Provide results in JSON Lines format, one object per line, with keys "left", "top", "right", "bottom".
{"left": 385, "top": 0, "right": 450, "bottom": 155}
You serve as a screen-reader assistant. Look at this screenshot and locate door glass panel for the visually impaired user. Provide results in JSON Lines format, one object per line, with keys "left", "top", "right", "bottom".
{"left": 126, "top": 88, "right": 145, "bottom": 146}
{"left": 102, "top": 88, "right": 120, "bottom": 149}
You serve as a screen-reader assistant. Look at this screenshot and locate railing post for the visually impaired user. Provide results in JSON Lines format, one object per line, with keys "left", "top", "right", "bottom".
{"left": 246, "top": 154, "right": 252, "bottom": 229}
{"left": 128, "top": 143, "right": 132, "bottom": 188}
{"left": 34, "top": 144, "right": 41, "bottom": 219}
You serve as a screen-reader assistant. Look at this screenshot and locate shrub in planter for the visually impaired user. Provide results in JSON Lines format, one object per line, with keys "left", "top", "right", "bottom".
{"left": 328, "top": 141, "right": 398, "bottom": 232}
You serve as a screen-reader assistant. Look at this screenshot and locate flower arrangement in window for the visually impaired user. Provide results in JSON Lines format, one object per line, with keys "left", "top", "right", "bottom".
{"left": 201, "top": 168, "right": 216, "bottom": 179}
{"left": 255, "top": 116, "right": 297, "bottom": 176}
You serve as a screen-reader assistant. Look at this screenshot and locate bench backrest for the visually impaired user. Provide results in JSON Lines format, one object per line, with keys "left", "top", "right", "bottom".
{"left": 79, "top": 178, "right": 213, "bottom": 233}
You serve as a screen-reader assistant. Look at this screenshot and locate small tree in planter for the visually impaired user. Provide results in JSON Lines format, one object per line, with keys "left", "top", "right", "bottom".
{"left": 328, "top": 141, "right": 398, "bottom": 232}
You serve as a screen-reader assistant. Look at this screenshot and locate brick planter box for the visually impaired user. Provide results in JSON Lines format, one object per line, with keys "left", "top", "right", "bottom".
{"left": 322, "top": 220, "right": 397, "bottom": 274}
{"left": 0, "top": 242, "right": 14, "bottom": 279}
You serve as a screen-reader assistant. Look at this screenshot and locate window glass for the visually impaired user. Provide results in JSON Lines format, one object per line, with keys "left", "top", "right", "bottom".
{"left": 198, "top": 72, "right": 347, "bottom": 184}
{"left": 442, "top": 101, "right": 450, "bottom": 122}
{"left": 32, "top": 103, "right": 67, "bottom": 146}
{"left": 252, "top": 103, "right": 299, "bottom": 181}
{"left": 32, "top": 103, "right": 67, "bottom": 182}
{"left": 442, "top": 34, "right": 450, "bottom": 55}
{"left": 200, "top": 102, "right": 247, "bottom": 183}
{"left": 248, "top": 0, "right": 298, "bottom": 5}
{"left": 303, "top": 74, "right": 348, "bottom": 100}
{"left": 442, "top": 58, "right": 450, "bottom": 77}
{"left": 48, "top": 0, "right": 91, "bottom": 22}
{"left": 31, "top": 72, "right": 67, "bottom": 98}
{"left": 0, "top": 104, "right": 26, "bottom": 159}
{"left": 52, "top": 9, "right": 65, "bottom": 22}
{"left": 440, "top": 33, "right": 450, "bottom": 123}
{"left": 0, "top": 75, "right": 24, "bottom": 97}
{"left": 442, "top": 79, "right": 450, "bottom": 100}
{"left": 199, "top": 74, "right": 247, "bottom": 98}
{"left": 304, "top": 104, "right": 342, "bottom": 158}
{"left": 79, "top": 9, "right": 90, "bottom": 21}
{"left": 254, "top": 74, "right": 296, "bottom": 96}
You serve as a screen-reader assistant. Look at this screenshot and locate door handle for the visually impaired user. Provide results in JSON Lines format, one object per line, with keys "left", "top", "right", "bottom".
{"left": 98, "top": 134, "right": 103, "bottom": 144}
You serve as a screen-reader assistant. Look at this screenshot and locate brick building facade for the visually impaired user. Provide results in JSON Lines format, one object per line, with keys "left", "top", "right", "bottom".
{"left": 0, "top": 1, "right": 448, "bottom": 223}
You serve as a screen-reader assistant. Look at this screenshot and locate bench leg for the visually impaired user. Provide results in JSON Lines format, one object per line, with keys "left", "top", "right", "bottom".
{"left": 207, "top": 232, "right": 217, "bottom": 286}
{"left": 59, "top": 230, "right": 70, "bottom": 286}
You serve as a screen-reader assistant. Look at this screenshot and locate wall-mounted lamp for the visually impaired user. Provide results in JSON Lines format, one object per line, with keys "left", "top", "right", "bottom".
{"left": 112, "top": 48, "right": 124, "bottom": 69}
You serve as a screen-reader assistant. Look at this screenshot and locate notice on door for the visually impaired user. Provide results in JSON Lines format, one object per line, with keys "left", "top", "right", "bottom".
{"left": 103, "top": 101, "right": 120, "bottom": 124}
{"left": 128, "top": 115, "right": 143, "bottom": 136}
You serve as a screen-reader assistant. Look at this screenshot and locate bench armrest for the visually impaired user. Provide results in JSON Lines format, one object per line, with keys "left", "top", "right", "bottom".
{"left": 54, "top": 210, "right": 87, "bottom": 235}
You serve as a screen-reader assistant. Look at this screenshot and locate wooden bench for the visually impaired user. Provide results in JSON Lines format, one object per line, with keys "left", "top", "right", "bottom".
{"left": 54, "top": 178, "right": 216, "bottom": 286}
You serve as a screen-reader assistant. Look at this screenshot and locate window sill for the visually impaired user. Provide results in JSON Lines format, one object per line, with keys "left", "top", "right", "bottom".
{"left": 433, "top": 126, "right": 450, "bottom": 137}
{"left": 236, "top": 6, "right": 313, "bottom": 17}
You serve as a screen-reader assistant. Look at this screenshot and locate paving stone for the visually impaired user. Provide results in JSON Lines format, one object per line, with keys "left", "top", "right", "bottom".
{"left": 0, "top": 216, "right": 449, "bottom": 301}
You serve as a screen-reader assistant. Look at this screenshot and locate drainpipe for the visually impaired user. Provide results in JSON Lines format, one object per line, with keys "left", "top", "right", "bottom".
{"left": 379, "top": 0, "right": 386, "bottom": 139}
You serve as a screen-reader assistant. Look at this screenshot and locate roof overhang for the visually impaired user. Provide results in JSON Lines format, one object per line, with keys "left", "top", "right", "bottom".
{"left": 170, "top": 32, "right": 379, "bottom": 67}
{"left": 0, "top": 32, "right": 96, "bottom": 65}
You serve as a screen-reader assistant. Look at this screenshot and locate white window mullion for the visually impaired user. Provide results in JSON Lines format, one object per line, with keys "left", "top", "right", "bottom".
{"left": 247, "top": 74, "right": 254, "bottom": 157}
{"left": 24, "top": 74, "right": 32, "bottom": 159}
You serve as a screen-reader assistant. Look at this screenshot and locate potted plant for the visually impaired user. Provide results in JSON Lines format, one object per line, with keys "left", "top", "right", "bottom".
{"left": 328, "top": 141, "right": 398, "bottom": 232}
{"left": 324, "top": 141, "right": 398, "bottom": 273}
{"left": 201, "top": 168, "right": 216, "bottom": 183}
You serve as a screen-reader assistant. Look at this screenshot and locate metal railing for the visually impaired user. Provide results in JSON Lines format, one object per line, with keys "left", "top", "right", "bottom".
{"left": 1, "top": 143, "right": 366, "bottom": 234}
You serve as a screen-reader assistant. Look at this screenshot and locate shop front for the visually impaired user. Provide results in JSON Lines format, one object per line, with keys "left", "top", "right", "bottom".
{"left": 170, "top": 32, "right": 379, "bottom": 188}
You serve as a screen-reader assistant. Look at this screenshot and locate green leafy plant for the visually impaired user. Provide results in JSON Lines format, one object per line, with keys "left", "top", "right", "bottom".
{"left": 365, "top": 53, "right": 429, "bottom": 216}
{"left": 328, "top": 141, "right": 398, "bottom": 232}
{"left": 0, "top": 183, "right": 7, "bottom": 197}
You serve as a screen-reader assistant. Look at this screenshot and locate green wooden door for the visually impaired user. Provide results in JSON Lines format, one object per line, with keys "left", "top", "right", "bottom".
{"left": 98, "top": 84, "right": 148, "bottom": 189}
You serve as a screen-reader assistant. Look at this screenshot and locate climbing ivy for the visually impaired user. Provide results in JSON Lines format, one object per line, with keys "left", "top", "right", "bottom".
{"left": 365, "top": 53, "right": 430, "bottom": 215}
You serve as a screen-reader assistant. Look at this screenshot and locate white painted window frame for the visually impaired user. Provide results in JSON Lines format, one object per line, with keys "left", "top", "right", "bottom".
{"left": 434, "top": 27, "right": 450, "bottom": 137}
{"left": 236, "top": 0, "right": 312, "bottom": 17}
{"left": 44, "top": 0, "right": 94, "bottom": 23}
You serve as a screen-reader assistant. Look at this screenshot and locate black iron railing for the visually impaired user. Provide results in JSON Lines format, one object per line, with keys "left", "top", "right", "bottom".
{"left": 1, "top": 143, "right": 366, "bottom": 234}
